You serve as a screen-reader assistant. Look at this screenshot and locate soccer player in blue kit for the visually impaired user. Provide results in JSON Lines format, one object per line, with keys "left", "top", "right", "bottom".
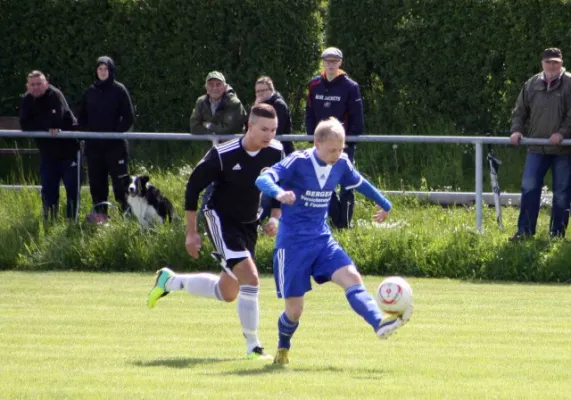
{"left": 255, "top": 118, "right": 413, "bottom": 365}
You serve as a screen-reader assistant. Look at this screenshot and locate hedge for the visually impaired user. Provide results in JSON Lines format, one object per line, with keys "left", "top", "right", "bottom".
{"left": 0, "top": 0, "right": 322, "bottom": 132}
{"left": 327, "top": 0, "right": 571, "bottom": 134}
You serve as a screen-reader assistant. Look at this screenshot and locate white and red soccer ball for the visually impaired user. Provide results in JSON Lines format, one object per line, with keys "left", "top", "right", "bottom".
{"left": 376, "top": 276, "right": 413, "bottom": 314}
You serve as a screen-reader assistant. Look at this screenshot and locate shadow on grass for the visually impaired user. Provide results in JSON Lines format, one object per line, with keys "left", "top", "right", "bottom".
{"left": 132, "top": 357, "right": 235, "bottom": 369}
{"left": 218, "top": 364, "right": 385, "bottom": 378}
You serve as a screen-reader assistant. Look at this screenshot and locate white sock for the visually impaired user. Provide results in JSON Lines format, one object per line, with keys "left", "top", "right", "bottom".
{"left": 238, "top": 285, "right": 261, "bottom": 352}
{"left": 165, "top": 273, "right": 223, "bottom": 300}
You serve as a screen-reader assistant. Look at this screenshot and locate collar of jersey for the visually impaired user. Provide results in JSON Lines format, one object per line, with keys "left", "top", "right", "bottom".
{"left": 312, "top": 148, "right": 328, "bottom": 166}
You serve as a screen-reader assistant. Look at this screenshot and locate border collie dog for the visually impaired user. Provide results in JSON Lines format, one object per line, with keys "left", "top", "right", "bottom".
{"left": 126, "top": 175, "right": 174, "bottom": 228}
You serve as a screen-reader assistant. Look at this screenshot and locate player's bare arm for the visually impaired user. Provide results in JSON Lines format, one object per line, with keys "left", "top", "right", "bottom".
{"left": 185, "top": 210, "right": 202, "bottom": 259}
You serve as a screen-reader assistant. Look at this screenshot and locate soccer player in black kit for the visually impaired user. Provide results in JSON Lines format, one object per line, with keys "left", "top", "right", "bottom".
{"left": 147, "top": 103, "right": 283, "bottom": 360}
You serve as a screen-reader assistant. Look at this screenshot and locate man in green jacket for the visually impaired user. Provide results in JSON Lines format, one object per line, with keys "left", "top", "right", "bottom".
{"left": 189, "top": 71, "right": 248, "bottom": 134}
{"left": 510, "top": 47, "right": 571, "bottom": 240}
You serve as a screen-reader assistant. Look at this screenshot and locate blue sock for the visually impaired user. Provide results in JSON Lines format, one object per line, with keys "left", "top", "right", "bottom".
{"left": 345, "top": 284, "right": 383, "bottom": 330}
{"left": 278, "top": 312, "right": 299, "bottom": 349}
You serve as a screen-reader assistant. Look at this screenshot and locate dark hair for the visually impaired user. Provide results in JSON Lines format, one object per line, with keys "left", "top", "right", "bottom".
{"left": 255, "top": 76, "right": 275, "bottom": 92}
{"left": 249, "top": 103, "right": 277, "bottom": 122}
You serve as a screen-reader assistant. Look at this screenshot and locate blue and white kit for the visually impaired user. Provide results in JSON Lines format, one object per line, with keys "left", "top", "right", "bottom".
{"left": 256, "top": 148, "right": 391, "bottom": 298}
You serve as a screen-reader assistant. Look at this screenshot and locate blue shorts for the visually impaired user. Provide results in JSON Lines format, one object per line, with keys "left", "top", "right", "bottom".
{"left": 273, "top": 236, "right": 353, "bottom": 298}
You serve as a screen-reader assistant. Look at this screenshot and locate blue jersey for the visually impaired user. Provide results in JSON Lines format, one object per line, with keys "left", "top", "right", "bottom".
{"left": 265, "top": 148, "right": 362, "bottom": 242}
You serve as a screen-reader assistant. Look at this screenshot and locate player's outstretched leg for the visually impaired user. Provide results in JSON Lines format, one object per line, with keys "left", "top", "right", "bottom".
{"left": 377, "top": 304, "right": 414, "bottom": 339}
{"left": 148, "top": 267, "right": 232, "bottom": 309}
{"left": 335, "top": 265, "right": 412, "bottom": 340}
{"left": 166, "top": 272, "right": 225, "bottom": 300}
{"left": 147, "top": 267, "right": 174, "bottom": 308}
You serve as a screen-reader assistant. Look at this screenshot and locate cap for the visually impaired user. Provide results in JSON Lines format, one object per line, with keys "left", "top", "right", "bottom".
{"left": 321, "top": 47, "right": 343, "bottom": 59}
{"left": 542, "top": 48, "right": 563, "bottom": 62}
{"left": 205, "top": 71, "right": 226, "bottom": 83}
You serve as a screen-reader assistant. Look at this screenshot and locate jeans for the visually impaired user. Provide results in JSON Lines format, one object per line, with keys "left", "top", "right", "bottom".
{"left": 517, "top": 152, "right": 571, "bottom": 237}
{"left": 40, "top": 155, "right": 81, "bottom": 220}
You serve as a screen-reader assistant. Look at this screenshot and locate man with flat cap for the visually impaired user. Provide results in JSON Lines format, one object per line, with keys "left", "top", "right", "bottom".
{"left": 305, "top": 47, "right": 364, "bottom": 229}
{"left": 510, "top": 47, "right": 571, "bottom": 240}
{"left": 190, "top": 71, "right": 248, "bottom": 134}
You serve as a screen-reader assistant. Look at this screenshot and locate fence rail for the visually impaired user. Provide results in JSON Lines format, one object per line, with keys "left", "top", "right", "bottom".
{"left": 0, "top": 129, "right": 567, "bottom": 232}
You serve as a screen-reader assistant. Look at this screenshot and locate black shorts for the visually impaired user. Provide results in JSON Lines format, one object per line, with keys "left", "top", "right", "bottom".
{"left": 203, "top": 207, "right": 258, "bottom": 273}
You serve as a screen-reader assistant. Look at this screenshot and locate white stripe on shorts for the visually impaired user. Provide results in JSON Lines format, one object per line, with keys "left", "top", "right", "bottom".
{"left": 277, "top": 248, "right": 285, "bottom": 297}
{"left": 203, "top": 208, "right": 250, "bottom": 279}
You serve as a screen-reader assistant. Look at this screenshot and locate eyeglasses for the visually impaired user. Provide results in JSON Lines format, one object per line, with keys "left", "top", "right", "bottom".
{"left": 255, "top": 88, "right": 271, "bottom": 94}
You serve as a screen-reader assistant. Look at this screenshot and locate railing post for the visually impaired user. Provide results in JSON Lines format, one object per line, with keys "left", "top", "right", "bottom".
{"left": 475, "top": 141, "right": 483, "bottom": 232}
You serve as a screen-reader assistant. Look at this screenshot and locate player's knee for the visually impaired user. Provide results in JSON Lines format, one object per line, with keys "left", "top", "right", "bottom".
{"left": 220, "top": 287, "right": 238, "bottom": 302}
{"left": 285, "top": 303, "right": 304, "bottom": 321}
{"left": 218, "top": 276, "right": 239, "bottom": 302}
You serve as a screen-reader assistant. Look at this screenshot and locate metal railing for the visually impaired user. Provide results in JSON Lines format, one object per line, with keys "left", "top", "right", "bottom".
{"left": 0, "top": 129, "right": 566, "bottom": 232}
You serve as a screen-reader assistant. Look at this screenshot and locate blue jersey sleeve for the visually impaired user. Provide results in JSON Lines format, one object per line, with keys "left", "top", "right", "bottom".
{"left": 339, "top": 155, "right": 363, "bottom": 189}
{"left": 265, "top": 152, "right": 300, "bottom": 184}
{"left": 355, "top": 178, "right": 392, "bottom": 211}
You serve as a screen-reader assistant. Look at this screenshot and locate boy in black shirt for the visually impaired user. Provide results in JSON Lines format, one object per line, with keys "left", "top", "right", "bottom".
{"left": 147, "top": 103, "right": 283, "bottom": 360}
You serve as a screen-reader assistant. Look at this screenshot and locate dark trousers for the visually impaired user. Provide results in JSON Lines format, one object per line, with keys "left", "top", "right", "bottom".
{"left": 86, "top": 149, "right": 130, "bottom": 214}
{"left": 40, "top": 154, "right": 80, "bottom": 220}
{"left": 517, "top": 152, "right": 571, "bottom": 237}
{"left": 328, "top": 146, "right": 356, "bottom": 229}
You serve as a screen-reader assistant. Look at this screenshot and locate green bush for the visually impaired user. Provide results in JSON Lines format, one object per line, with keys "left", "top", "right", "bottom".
{"left": 0, "top": 0, "right": 321, "bottom": 132}
{"left": 327, "top": 0, "right": 571, "bottom": 134}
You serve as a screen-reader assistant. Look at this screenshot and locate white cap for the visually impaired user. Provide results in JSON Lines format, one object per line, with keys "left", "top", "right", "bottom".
{"left": 321, "top": 47, "right": 343, "bottom": 59}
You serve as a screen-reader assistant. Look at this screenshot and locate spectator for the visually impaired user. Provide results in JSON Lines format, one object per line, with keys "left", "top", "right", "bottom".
{"left": 19, "top": 70, "right": 80, "bottom": 221}
{"left": 254, "top": 76, "right": 294, "bottom": 155}
{"left": 510, "top": 47, "right": 571, "bottom": 240}
{"left": 305, "top": 47, "right": 364, "bottom": 229}
{"left": 78, "top": 56, "right": 134, "bottom": 216}
{"left": 253, "top": 76, "right": 294, "bottom": 221}
{"left": 189, "top": 71, "right": 248, "bottom": 134}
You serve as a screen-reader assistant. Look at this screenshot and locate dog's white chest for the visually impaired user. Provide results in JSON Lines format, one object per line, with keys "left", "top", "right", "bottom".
{"left": 127, "top": 196, "right": 162, "bottom": 228}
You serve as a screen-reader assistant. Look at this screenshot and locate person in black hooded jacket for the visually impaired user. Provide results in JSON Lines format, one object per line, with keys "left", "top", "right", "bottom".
{"left": 78, "top": 56, "right": 134, "bottom": 215}
{"left": 253, "top": 76, "right": 294, "bottom": 155}
{"left": 19, "top": 70, "right": 80, "bottom": 220}
{"left": 252, "top": 76, "right": 294, "bottom": 221}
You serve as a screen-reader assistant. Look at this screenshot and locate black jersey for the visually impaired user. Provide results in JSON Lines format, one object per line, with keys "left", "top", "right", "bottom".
{"left": 185, "top": 138, "right": 284, "bottom": 223}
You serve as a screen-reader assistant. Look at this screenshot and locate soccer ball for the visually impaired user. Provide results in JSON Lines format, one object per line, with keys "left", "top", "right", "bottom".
{"left": 377, "top": 276, "right": 413, "bottom": 314}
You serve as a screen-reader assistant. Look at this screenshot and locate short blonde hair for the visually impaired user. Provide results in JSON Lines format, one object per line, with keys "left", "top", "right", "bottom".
{"left": 314, "top": 118, "right": 345, "bottom": 143}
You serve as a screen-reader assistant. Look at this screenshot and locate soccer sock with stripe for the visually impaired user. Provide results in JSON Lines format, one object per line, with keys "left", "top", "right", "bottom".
{"left": 165, "top": 273, "right": 223, "bottom": 301}
{"left": 238, "top": 285, "right": 262, "bottom": 353}
{"left": 278, "top": 311, "right": 299, "bottom": 349}
{"left": 345, "top": 284, "right": 383, "bottom": 330}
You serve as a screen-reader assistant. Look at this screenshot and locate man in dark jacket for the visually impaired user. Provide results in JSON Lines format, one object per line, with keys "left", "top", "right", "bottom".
{"left": 189, "top": 71, "right": 248, "bottom": 134}
{"left": 19, "top": 70, "right": 80, "bottom": 220}
{"left": 305, "top": 47, "right": 364, "bottom": 229}
{"left": 510, "top": 48, "right": 571, "bottom": 240}
{"left": 78, "top": 56, "right": 134, "bottom": 215}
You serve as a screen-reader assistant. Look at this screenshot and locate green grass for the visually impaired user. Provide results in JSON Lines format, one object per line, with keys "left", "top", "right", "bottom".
{"left": 1, "top": 273, "right": 569, "bottom": 399}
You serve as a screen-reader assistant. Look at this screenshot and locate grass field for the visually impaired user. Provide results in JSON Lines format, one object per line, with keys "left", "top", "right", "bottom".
{"left": 2, "top": 273, "right": 570, "bottom": 399}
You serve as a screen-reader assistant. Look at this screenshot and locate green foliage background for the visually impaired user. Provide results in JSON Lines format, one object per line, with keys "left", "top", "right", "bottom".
{"left": 327, "top": 0, "right": 571, "bottom": 134}
{"left": 2, "top": 0, "right": 571, "bottom": 190}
